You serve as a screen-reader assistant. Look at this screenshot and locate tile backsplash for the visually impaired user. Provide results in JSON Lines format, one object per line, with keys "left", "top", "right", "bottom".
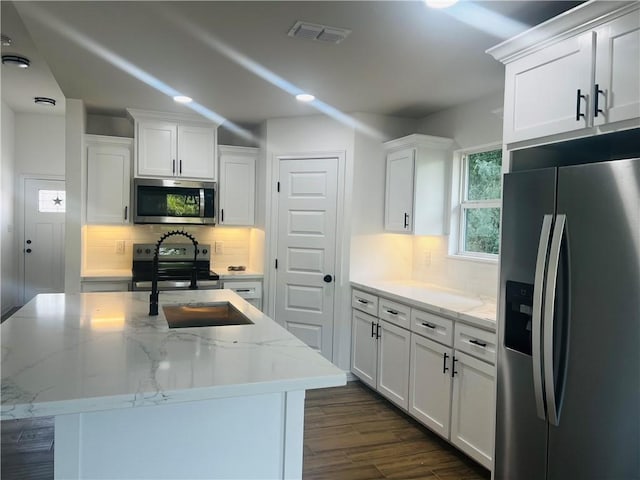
{"left": 83, "top": 225, "right": 260, "bottom": 273}
{"left": 412, "top": 235, "right": 499, "bottom": 298}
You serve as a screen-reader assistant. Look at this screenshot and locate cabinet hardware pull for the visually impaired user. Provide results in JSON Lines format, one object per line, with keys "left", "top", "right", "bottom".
{"left": 221, "top": 209, "right": 224, "bottom": 223}
{"left": 575, "top": 89, "right": 586, "bottom": 121}
{"left": 357, "top": 299, "right": 369, "bottom": 304}
{"left": 179, "top": 160, "right": 183, "bottom": 175}
{"left": 469, "top": 339, "right": 487, "bottom": 348}
{"left": 594, "top": 84, "right": 605, "bottom": 117}
{"left": 452, "top": 356, "right": 458, "bottom": 378}
{"left": 124, "top": 206, "right": 128, "bottom": 220}
{"left": 235, "top": 289, "right": 251, "bottom": 292}
{"left": 371, "top": 321, "right": 376, "bottom": 338}
{"left": 376, "top": 323, "right": 381, "bottom": 339}
{"left": 403, "top": 212, "right": 409, "bottom": 229}
{"left": 443, "top": 352, "right": 449, "bottom": 374}
{"left": 421, "top": 322, "right": 436, "bottom": 329}
{"left": 386, "top": 309, "right": 398, "bottom": 315}
{"left": 172, "top": 159, "right": 176, "bottom": 174}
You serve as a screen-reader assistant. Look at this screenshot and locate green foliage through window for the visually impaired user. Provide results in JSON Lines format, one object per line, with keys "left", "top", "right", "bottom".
{"left": 166, "top": 194, "right": 200, "bottom": 217}
{"left": 461, "top": 148, "right": 502, "bottom": 256}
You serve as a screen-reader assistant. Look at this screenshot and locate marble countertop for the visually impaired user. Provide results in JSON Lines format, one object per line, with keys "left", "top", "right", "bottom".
{"left": 1, "top": 290, "right": 345, "bottom": 420}
{"left": 350, "top": 279, "right": 496, "bottom": 331}
{"left": 217, "top": 270, "right": 264, "bottom": 281}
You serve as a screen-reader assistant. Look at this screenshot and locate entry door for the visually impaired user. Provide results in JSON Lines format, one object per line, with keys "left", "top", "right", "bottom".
{"left": 275, "top": 157, "right": 338, "bottom": 360}
{"left": 23, "top": 178, "right": 66, "bottom": 303}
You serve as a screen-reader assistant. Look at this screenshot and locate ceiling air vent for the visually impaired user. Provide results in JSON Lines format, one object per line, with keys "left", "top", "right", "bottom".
{"left": 288, "top": 21, "right": 351, "bottom": 44}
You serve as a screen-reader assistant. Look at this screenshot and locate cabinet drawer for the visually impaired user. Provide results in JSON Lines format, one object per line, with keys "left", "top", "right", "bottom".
{"left": 378, "top": 298, "right": 411, "bottom": 329}
{"left": 454, "top": 323, "right": 496, "bottom": 365}
{"left": 411, "top": 309, "right": 453, "bottom": 346}
{"left": 223, "top": 280, "right": 262, "bottom": 299}
{"left": 352, "top": 289, "right": 379, "bottom": 315}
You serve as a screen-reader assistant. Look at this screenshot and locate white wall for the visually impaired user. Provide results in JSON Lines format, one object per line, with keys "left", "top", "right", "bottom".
{"left": 1, "top": 102, "right": 17, "bottom": 315}
{"left": 86, "top": 114, "right": 133, "bottom": 138}
{"left": 64, "top": 99, "right": 84, "bottom": 293}
{"left": 414, "top": 91, "right": 504, "bottom": 298}
{"left": 15, "top": 113, "right": 65, "bottom": 177}
{"left": 350, "top": 113, "right": 418, "bottom": 282}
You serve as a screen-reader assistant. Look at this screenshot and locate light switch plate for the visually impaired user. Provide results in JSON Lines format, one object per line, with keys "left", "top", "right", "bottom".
{"left": 115, "top": 240, "right": 125, "bottom": 255}
{"left": 215, "top": 241, "right": 224, "bottom": 254}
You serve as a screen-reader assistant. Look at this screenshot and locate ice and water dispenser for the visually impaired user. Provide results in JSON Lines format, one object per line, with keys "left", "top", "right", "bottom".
{"left": 505, "top": 281, "right": 534, "bottom": 355}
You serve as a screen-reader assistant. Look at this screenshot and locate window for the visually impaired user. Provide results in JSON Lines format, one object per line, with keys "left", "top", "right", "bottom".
{"left": 455, "top": 147, "right": 502, "bottom": 258}
{"left": 38, "top": 189, "right": 66, "bottom": 213}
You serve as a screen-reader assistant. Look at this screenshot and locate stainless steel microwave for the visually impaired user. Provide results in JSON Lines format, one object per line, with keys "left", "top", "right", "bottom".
{"left": 133, "top": 178, "right": 217, "bottom": 225}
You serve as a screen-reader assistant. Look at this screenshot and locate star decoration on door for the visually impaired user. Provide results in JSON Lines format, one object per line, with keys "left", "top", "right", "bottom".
{"left": 53, "top": 196, "right": 63, "bottom": 206}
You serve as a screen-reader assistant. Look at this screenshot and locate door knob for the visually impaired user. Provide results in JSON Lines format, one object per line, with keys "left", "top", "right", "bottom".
{"left": 25, "top": 248, "right": 32, "bottom": 253}
{"left": 323, "top": 274, "right": 333, "bottom": 283}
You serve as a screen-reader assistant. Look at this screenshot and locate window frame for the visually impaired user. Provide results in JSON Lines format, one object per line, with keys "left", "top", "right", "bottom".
{"left": 449, "top": 143, "right": 502, "bottom": 262}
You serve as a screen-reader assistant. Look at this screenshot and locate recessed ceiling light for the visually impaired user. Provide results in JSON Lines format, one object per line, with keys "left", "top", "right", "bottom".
{"left": 34, "top": 97, "right": 56, "bottom": 106}
{"left": 173, "top": 95, "right": 192, "bottom": 104}
{"left": 425, "top": 0, "right": 459, "bottom": 8}
{"left": 296, "top": 93, "right": 315, "bottom": 103}
{"left": 2, "top": 54, "right": 30, "bottom": 68}
{"left": 1, "top": 35, "right": 12, "bottom": 47}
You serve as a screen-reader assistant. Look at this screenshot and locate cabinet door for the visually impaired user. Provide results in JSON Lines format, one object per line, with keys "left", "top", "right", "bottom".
{"left": 86, "top": 142, "right": 131, "bottom": 224}
{"left": 594, "top": 10, "right": 640, "bottom": 127}
{"left": 377, "top": 319, "right": 410, "bottom": 410}
{"left": 219, "top": 148, "right": 256, "bottom": 225}
{"left": 351, "top": 310, "right": 378, "bottom": 389}
{"left": 137, "top": 120, "right": 177, "bottom": 177}
{"left": 409, "top": 333, "right": 452, "bottom": 438}
{"left": 503, "top": 32, "right": 594, "bottom": 143}
{"left": 450, "top": 351, "right": 495, "bottom": 470}
{"left": 384, "top": 148, "right": 414, "bottom": 233}
{"left": 177, "top": 125, "right": 216, "bottom": 180}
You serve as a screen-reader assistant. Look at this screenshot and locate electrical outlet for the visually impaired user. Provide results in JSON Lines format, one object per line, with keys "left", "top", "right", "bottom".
{"left": 423, "top": 250, "right": 431, "bottom": 267}
{"left": 215, "top": 241, "right": 224, "bottom": 254}
{"left": 115, "top": 240, "right": 125, "bottom": 255}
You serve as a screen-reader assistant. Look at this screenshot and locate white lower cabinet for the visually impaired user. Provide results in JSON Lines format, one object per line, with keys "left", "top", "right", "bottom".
{"left": 81, "top": 280, "right": 131, "bottom": 292}
{"left": 351, "top": 309, "right": 378, "bottom": 389}
{"left": 350, "top": 310, "right": 410, "bottom": 410}
{"left": 450, "top": 351, "right": 495, "bottom": 469}
{"left": 376, "top": 320, "right": 410, "bottom": 409}
{"left": 222, "top": 279, "right": 262, "bottom": 311}
{"left": 351, "top": 287, "right": 496, "bottom": 471}
{"left": 409, "top": 333, "right": 452, "bottom": 439}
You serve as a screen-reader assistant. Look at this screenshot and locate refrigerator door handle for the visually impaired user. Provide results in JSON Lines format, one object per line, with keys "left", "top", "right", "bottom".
{"left": 544, "top": 214, "right": 566, "bottom": 426}
{"left": 532, "top": 214, "right": 554, "bottom": 421}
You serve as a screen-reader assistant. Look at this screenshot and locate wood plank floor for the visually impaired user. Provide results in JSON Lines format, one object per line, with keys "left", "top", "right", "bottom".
{"left": 303, "top": 382, "right": 490, "bottom": 480}
{"left": 0, "top": 381, "right": 490, "bottom": 479}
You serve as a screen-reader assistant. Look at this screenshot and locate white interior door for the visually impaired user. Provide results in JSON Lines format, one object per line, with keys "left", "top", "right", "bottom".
{"left": 274, "top": 157, "right": 338, "bottom": 360}
{"left": 23, "top": 178, "right": 66, "bottom": 303}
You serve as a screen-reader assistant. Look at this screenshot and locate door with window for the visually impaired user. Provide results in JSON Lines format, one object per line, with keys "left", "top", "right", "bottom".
{"left": 274, "top": 157, "right": 339, "bottom": 361}
{"left": 23, "top": 178, "right": 66, "bottom": 303}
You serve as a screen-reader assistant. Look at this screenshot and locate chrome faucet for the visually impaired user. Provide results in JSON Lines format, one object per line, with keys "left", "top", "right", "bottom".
{"left": 149, "top": 230, "right": 199, "bottom": 316}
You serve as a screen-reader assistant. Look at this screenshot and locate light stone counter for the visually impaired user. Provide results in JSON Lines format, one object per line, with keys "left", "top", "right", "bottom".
{"left": 350, "top": 279, "right": 496, "bottom": 331}
{"left": 1, "top": 290, "right": 345, "bottom": 479}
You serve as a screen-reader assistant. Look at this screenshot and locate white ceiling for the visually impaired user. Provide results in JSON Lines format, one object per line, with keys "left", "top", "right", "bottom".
{"left": 2, "top": 1, "right": 583, "bottom": 126}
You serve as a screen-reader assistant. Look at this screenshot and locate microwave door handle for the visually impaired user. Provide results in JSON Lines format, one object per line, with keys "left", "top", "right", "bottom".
{"left": 200, "top": 188, "right": 205, "bottom": 218}
{"left": 533, "top": 214, "right": 553, "bottom": 421}
{"left": 544, "top": 214, "right": 567, "bottom": 427}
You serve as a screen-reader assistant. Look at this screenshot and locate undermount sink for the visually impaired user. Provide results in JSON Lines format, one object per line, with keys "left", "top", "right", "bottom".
{"left": 163, "top": 302, "right": 254, "bottom": 328}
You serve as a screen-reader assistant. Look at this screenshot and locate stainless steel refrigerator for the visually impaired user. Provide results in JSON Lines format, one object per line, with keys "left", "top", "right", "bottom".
{"left": 495, "top": 133, "right": 640, "bottom": 479}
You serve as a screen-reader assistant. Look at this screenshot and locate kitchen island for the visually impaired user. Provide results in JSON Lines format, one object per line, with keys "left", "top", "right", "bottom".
{"left": 1, "top": 290, "right": 346, "bottom": 479}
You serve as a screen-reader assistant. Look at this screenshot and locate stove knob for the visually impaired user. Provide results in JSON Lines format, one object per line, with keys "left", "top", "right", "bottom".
{"left": 202, "top": 249, "right": 208, "bottom": 254}
{"left": 136, "top": 248, "right": 142, "bottom": 254}
{"left": 145, "top": 248, "right": 151, "bottom": 254}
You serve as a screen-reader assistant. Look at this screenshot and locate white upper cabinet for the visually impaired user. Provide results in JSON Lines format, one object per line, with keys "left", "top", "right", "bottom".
{"left": 218, "top": 145, "right": 257, "bottom": 226}
{"left": 594, "top": 10, "right": 640, "bottom": 127}
{"left": 85, "top": 135, "right": 132, "bottom": 225}
{"left": 128, "top": 109, "right": 218, "bottom": 181}
{"left": 384, "top": 134, "right": 454, "bottom": 235}
{"left": 489, "top": 2, "right": 640, "bottom": 144}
